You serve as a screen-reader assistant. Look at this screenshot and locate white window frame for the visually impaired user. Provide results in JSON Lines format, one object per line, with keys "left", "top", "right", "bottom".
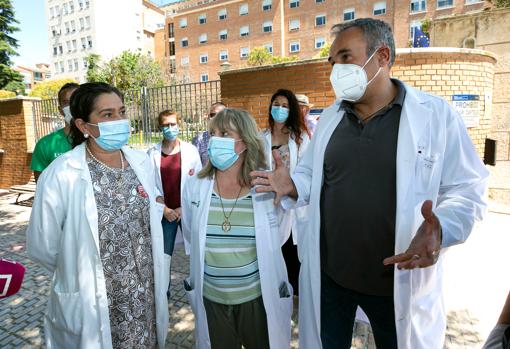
{"left": 437, "top": 0, "right": 453, "bottom": 8}
{"left": 85, "top": 16, "right": 90, "bottom": 29}
{"left": 410, "top": 0, "right": 426, "bottom": 12}
{"left": 181, "top": 37, "right": 189, "bottom": 47}
{"left": 465, "top": 0, "right": 483, "bottom": 4}
{"left": 181, "top": 56, "right": 189, "bottom": 65}
{"left": 239, "top": 4, "right": 248, "bottom": 16}
{"left": 343, "top": 8, "right": 355, "bottom": 21}
{"left": 198, "top": 13, "right": 207, "bottom": 24}
{"left": 316, "top": 0, "right": 325, "bottom": 3}
{"left": 240, "top": 47, "right": 249, "bottom": 58}
{"left": 315, "top": 14, "right": 326, "bottom": 26}
{"left": 264, "top": 42, "right": 273, "bottom": 54}
{"left": 200, "top": 73, "right": 209, "bottom": 82}
{"left": 289, "top": 19, "right": 300, "bottom": 31}
{"left": 200, "top": 54, "right": 208, "bottom": 64}
{"left": 290, "top": 41, "right": 300, "bottom": 53}
{"left": 218, "top": 9, "right": 227, "bottom": 20}
{"left": 179, "top": 18, "right": 188, "bottom": 28}
{"left": 263, "top": 21, "right": 273, "bottom": 33}
{"left": 289, "top": 0, "right": 300, "bottom": 8}
{"left": 219, "top": 29, "right": 228, "bottom": 40}
{"left": 315, "top": 37, "right": 326, "bottom": 49}
{"left": 199, "top": 33, "right": 207, "bottom": 44}
{"left": 373, "top": 2, "right": 386, "bottom": 15}
{"left": 219, "top": 50, "right": 228, "bottom": 61}
{"left": 410, "top": 20, "right": 422, "bottom": 41}
{"left": 262, "top": 0, "right": 272, "bottom": 11}
{"left": 240, "top": 25, "right": 249, "bottom": 37}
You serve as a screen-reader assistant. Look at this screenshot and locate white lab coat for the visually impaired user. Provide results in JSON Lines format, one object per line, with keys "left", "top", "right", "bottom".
{"left": 285, "top": 83, "right": 490, "bottom": 348}
{"left": 181, "top": 175, "right": 293, "bottom": 349}
{"left": 147, "top": 140, "right": 202, "bottom": 255}
{"left": 262, "top": 129, "right": 310, "bottom": 248}
{"left": 26, "top": 143, "right": 169, "bottom": 349}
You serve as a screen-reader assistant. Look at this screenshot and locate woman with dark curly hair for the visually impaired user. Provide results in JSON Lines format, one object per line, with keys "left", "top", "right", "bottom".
{"left": 263, "top": 88, "right": 311, "bottom": 297}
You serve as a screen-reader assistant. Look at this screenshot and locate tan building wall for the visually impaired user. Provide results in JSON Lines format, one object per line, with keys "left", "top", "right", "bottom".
{"left": 0, "top": 98, "right": 37, "bottom": 189}
{"left": 431, "top": 8, "right": 510, "bottom": 205}
{"left": 220, "top": 48, "right": 495, "bottom": 158}
{"left": 155, "top": 0, "right": 491, "bottom": 83}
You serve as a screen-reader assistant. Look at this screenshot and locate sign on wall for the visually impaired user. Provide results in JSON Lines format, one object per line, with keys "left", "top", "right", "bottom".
{"left": 452, "top": 94, "right": 480, "bottom": 128}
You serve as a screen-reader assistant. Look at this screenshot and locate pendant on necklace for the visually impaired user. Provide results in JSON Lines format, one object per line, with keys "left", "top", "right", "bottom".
{"left": 222, "top": 220, "right": 231, "bottom": 232}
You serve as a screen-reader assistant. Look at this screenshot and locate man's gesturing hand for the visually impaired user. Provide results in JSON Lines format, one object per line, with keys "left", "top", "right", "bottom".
{"left": 383, "top": 200, "right": 442, "bottom": 270}
{"left": 250, "top": 150, "right": 297, "bottom": 205}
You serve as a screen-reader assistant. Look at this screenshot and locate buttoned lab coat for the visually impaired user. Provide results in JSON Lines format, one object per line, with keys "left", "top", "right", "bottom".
{"left": 262, "top": 130, "right": 310, "bottom": 248}
{"left": 181, "top": 175, "right": 293, "bottom": 349}
{"left": 147, "top": 141, "right": 202, "bottom": 255}
{"left": 285, "top": 83, "right": 490, "bottom": 349}
{"left": 26, "top": 143, "right": 169, "bottom": 349}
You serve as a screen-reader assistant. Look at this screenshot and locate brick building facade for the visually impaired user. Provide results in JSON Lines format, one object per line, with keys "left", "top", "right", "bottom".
{"left": 155, "top": 0, "right": 489, "bottom": 83}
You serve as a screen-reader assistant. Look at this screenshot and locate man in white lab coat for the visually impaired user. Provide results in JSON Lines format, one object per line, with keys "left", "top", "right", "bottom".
{"left": 252, "top": 18, "right": 489, "bottom": 349}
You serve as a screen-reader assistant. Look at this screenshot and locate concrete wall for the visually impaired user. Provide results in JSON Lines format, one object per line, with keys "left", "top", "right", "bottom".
{"left": 432, "top": 8, "right": 510, "bottom": 205}
{"left": 220, "top": 47, "right": 496, "bottom": 157}
{"left": 0, "top": 98, "right": 37, "bottom": 189}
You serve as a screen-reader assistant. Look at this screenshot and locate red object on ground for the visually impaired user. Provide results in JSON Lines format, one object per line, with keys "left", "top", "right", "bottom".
{"left": 0, "top": 259, "right": 25, "bottom": 299}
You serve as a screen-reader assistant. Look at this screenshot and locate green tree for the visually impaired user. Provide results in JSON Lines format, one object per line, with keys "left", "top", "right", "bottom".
{"left": 3, "top": 79, "right": 25, "bottom": 94}
{"left": 247, "top": 47, "right": 300, "bottom": 67}
{"left": 0, "top": 89, "right": 15, "bottom": 99}
{"left": 29, "top": 78, "right": 77, "bottom": 99}
{"left": 0, "top": 0, "right": 23, "bottom": 89}
{"left": 86, "top": 51, "right": 164, "bottom": 90}
{"left": 316, "top": 43, "right": 332, "bottom": 58}
{"left": 491, "top": 0, "right": 510, "bottom": 7}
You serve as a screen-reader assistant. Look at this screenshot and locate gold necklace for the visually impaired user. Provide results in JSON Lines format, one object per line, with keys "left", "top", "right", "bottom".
{"left": 216, "top": 180, "right": 243, "bottom": 232}
{"left": 86, "top": 145, "right": 125, "bottom": 182}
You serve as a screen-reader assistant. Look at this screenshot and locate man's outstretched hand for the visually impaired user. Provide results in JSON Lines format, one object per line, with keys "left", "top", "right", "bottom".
{"left": 250, "top": 150, "right": 297, "bottom": 205}
{"left": 383, "top": 200, "right": 442, "bottom": 270}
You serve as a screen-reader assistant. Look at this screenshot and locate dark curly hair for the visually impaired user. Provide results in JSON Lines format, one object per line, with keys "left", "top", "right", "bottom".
{"left": 268, "top": 89, "right": 309, "bottom": 146}
{"left": 69, "top": 82, "right": 123, "bottom": 148}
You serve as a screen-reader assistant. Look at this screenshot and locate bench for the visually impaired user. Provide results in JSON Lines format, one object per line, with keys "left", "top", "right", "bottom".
{"left": 9, "top": 178, "right": 36, "bottom": 205}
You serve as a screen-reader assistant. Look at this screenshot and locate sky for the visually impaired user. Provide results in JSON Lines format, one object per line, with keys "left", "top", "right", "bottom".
{"left": 11, "top": 0, "right": 49, "bottom": 68}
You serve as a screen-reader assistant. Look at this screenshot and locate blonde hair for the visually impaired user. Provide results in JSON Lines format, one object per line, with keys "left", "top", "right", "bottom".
{"left": 198, "top": 108, "right": 267, "bottom": 187}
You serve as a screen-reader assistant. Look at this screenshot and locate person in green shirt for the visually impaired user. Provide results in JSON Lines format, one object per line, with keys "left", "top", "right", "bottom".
{"left": 31, "top": 82, "right": 79, "bottom": 182}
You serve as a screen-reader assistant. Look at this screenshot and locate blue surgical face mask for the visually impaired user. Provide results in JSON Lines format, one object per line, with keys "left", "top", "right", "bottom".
{"left": 162, "top": 125, "right": 179, "bottom": 141}
{"left": 88, "top": 119, "right": 130, "bottom": 151}
{"left": 208, "top": 136, "right": 243, "bottom": 171}
{"left": 271, "top": 106, "right": 289, "bottom": 123}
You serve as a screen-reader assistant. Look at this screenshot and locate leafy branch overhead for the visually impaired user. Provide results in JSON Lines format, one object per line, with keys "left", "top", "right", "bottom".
{"left": 0, "top": 0, "right": 23, "bottom": 89}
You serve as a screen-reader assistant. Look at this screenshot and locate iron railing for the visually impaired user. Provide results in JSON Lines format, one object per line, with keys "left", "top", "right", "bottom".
{"left": 31, "top": 80, "right": 221, "bottom": 148}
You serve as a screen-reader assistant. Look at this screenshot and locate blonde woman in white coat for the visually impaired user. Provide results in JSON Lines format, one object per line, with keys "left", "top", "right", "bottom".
{"left": 181, "top": 108, "right": 292, "bottom": 349}
{"left": 26, "top": 83, "right": 169, "bottom": 349}
{"left": 264, "top": 89, "right": 311, "bottom": 296}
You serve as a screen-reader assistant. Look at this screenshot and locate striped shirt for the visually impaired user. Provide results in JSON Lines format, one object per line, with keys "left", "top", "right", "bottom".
{"left": 203, "top": 192, "right": 261, "bottom": 305}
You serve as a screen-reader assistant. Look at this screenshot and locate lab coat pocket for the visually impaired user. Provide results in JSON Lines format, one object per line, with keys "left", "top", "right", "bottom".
{"left": 184, "top": 278, "right": 197, "bottom": 312}
{"left": 415, "top": 153, "right": 439, "bottom": 194}
{"left": 47, "top": 290, "right": 83, "bottom": 335}
{"left": 278, "top": 281, "right": 293, "bottom": 324}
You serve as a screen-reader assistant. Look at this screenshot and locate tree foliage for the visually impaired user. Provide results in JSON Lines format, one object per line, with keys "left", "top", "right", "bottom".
{"left": 0, "top": 89, "right": 15, "bottom": 99}
{"left": 28, "top": 78, "right": 77, "bottom": 99}
{"left": 86, "top": 51, "right": 164, "bottom": 90}
{"left": 0, "top": 0, "right": 23, "bottom": 89}
{"left": 491, "top": 0, "right": 510, "bottom": 7}
{"left": 316, "top": 43, "right": 332, "bottom": 58}
{"left": 247, "top": 47, "right": 299, "bottom": 67}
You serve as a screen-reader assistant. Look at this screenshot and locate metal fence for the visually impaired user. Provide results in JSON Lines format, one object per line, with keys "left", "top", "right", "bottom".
{"left": 32, "top": 80, "right": 221, "bottom": 148}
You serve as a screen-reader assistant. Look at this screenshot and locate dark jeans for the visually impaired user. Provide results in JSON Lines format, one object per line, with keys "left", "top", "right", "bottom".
{"left": 320, "top": 272, "right": 397, "bottom": 349}
{"left": 203, "top": 296, "right": 270, "bottom": 349}
{"left": 161, "top": 218, "right": 179, "bottom": 256}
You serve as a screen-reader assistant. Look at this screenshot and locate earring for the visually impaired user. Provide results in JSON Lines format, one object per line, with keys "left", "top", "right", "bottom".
{"left": 84, "top": 133, "right": 89, "bottom": 139}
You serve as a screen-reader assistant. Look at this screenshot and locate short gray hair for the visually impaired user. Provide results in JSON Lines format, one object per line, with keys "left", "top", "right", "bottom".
{"left": 331, "top": 18, "right": 395, "bottom": 68}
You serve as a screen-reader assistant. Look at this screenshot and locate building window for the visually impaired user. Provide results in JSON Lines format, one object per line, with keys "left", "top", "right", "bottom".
{"left": 410, "top": 0, "right": 426, "bottom": 12}
{"left": 68, "top": 60, "right": 73, "bottom": 72}
{"left": 169, "top": 41, "right": 175, "bottom": 56}
{"left": 263, "top": 21, "right": 273, "bottom": 33}
{"left": 168, "top": 23, "right": 175, "bottom": 38}
{"left": 264, "top": 42, "right": 273, "bottom": 54}
{"left": 219, "top": 50, "right": 228, "bottom": 61}
{"left": 437, "top": 0, "right": 453, "bottom": 7}
{"left": 315, "top": 14, "right": 326, "bottom": 26}
{"left": 80, "top": 18, "right": 85, "bottom": 30}
{"left": 315, "top": 37, "right": 326, "bottom": 49}
{"left": 199, "top": 33, "right": 207, "bottom": 44}
{"left": 82, "top": 58, "right": 88, "bottom": 69}
{"left": 71, "top": 20, "right": 76, "bottom": 32}
{"left": 373, "top": 2, "right": 386, "bottom": 15}
{"left": 262, "top": 0, "right": 272, "bottom": 11}
{"left": 181, "top": 56, "right": 189, "bottom": 65}
{"left": 465, "top": 0, "right": 483, "bottom": 3}
{"left": 240, "top": 25, "right": 249, "bottom": 37}
{"left": 66, "top": 41, "right": 72, "bottom": 53}
{"left": 219, "top": 29, "right": 228, "bottom": 40}
{"left": 289, "top": 19, "right": 300, "bottom": 31}
{"left": 81, "top": 38, "right": 86, "bottom": 49}
{"left": 59, "top": 45, "right": 63, "bottom": 54}
{"left": 59, "top": 61, "right": 65, "bottom": 73}
{"left": 290, "top": 41, "right": 300, "bottom": 53}
{"left": 289, "top": 0, "right": 300, "bottom": 8}
{"left": 179, "top": 18, "right": 187, "bottom": 28}
{"left": 87, "top": 36, "right": 92, "bottom": 48}
{"left": 218, "top": 9, "right": 227, "bottom": 20}
{"left": 78, "top": 0, "right": 83, "bottom": 10}
{"left": 69, "top": 1, "right": 74, "bottom": 12}
{"left": 200, "top": 54, "right": 208, "bottom": 64}
{"left": 409, "top": 20, "right": 422, "bottom": 41}
{"left": 316, "top": 0, "right": 325, "bottom": 3}
{"left": 65, "top": 22, "right": 70, "bottom": 34}
{"left": 74, "top": 59, "right": 79, "bottom": 71}
{"left": 344, "top": 8, "right": 355, "bottom": 21}
{"left": 198, "top": 14, "right": 206, "bottom": 24}
{"left": 239, "top": 4, "right": 248, "bottom": 16}
{"left": 240, "top": 47, "right": 249, "bottom": 58}
{"left": 200, "top": 73, "right": 209, "bottom": 82}
{"left": 53, "top": 46, "right": 58, "bottom": 55}
{"left": 85, "top": 16, "right": 91, "bottom": 29}
{"left": 181, "top": 37, "right": 188, "bottom": 47}
{"left": 72, "top": 40, "right": 77, "bottom": 51}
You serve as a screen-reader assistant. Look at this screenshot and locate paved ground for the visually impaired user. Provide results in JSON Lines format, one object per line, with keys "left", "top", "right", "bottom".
{"left": 0, "top": 191, "right": 508, "bottom": 348}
